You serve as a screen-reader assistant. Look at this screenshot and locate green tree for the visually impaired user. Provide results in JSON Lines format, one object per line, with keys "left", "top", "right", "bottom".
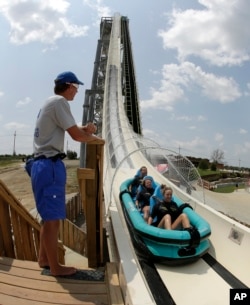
{"left": 67, "top": 150, "right": 77, "bottom": 160}
{"left": 210, "top": 162, "right": 217, "bottom": 171}
{"left": 198, "top": 159, "right": 209, "bottom": 170}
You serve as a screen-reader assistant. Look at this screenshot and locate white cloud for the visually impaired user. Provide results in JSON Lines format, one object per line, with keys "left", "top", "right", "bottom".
{"left": 4, "top": 121, "right": 30, "bottom": 130}
{"left": 141, "top": 61, "right": 241, "bottom": 110}
{"left": 172, "top": 136, "right": 210, "bottom": 156}
{"left": 233, "top": 141, "right": 250, "bottom": 158}
{"left": 143, "top": 128, "right": 160, "bottom": 138}
{"left": 16, "top": 97, "right": 32, "bottom": 108}
{"left": 176, "top": 115, "right": 191, "bottom": 121}
{"left": 244, "top": 82, "right": 250, "bottom": 96}
{"left": 0, "top": 0, "right": 88, "bottom": 45}
{"left": 243, "top": 141, "right": 250, "bottom": 150}
{"left": 194, "top": 68, "right": 242, "bottom": 103}
{"left": 215, "top": 133, "right": 224, "bottom": 142}
{"left": 159, "top": 0, "right": 250, "bottom": 66}
{"left": 239, "top": 128, "right": 247, "bottom": 134}
{"left": 83, "top": 0, "right": 112, "bottom": 26}
{"left": 197, "top": 115, "right": 207, "bottom": 122}
{"left": 140, "top": 83, "right": 183, "bottom": 111}
{"left": 41, "top": 0, "right": 70, "bottom": 14}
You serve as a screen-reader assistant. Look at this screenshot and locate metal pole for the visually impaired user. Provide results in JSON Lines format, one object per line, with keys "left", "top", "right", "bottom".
{"left": 13, "top": 131, "right": 16, "bottom": 156}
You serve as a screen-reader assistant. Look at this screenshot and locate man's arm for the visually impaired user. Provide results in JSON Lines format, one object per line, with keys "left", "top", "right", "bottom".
{"left": 67, "top": 125, "right": 105, "bottom": 144}
{"left": 79, "top": 122, "right": 97, "bottom": 134}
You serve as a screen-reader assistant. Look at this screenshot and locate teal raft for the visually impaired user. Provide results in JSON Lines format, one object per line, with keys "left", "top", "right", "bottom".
{"left": 119, "top": 178, "right": 211, "bottom": 265}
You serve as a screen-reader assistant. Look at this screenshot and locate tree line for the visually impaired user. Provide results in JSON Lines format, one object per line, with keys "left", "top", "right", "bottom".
{"left": 0, "top": 150, "right": 78, "bottom": 161}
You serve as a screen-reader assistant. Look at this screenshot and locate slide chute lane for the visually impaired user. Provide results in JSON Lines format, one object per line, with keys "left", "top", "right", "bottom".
{"left": 82, "top": 14, "right": 250, "bottom": 305}
{"left": 102, "top": 14, "right": 141, "bottom": 208}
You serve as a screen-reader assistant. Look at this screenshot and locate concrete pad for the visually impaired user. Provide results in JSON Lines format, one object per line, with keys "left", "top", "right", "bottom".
{"left": 202, "top": 188, "right": 250, "bottom": 226}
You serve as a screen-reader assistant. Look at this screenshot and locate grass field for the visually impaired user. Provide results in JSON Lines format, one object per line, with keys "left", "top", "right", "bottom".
{"left": 0, "top": 160, "right": 20, "bottom": 167}
{"left": 212, "top": 185, "right": 244, "bottom": 193}
{"left": 197, "top": 168, "right": 220, "bottom": 176}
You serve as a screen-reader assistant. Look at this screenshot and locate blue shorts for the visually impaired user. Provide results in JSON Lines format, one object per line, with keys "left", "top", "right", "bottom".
{"left": 31, "top": 158, "right": 66, "bottom": 221}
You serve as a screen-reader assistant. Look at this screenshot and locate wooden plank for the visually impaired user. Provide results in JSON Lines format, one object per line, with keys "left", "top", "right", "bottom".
{"left": 77, "top": 168, "right": 95, "bottom": 180}
{"left": 71, "top": 200, "right": 74, "bottom": 220}
{"left": 0, "top": 227, "right": 4, "bottom": 256}
{"left": 9, "top": 208, "right": 24, "bottom": 259}
{"left": 32, "top": 228, "right": 40, "bottom": 260}
{"left": 0, "top": 257, "right": 90, "bottom": 274}
{"left": 27, "top": 225, "right": 38, "bottom": 261}
{"left": 0, "top": 256, "right": 40, "bottom": 270}
{"left": 19, "top": 216, "right": 37, "bottom": 261}
{"left": 0, "top": 273, "right": 107, "bottom": 294}
{"left": 68, "top": 200, "right": 73, "bottom": 220}
{"left": 74, "top": 195, "right": 81, "bottom": 218}
{"left": 61, "top": 219, "right": 66, "bottom": 245}
{"left": 0, "top": 181, "right": 40, "bottom": 230}
{"left": 17, "top": 216, "right": 29, "bottom": 259}
{"left": 66, "top": 202, "right": 71, "bottom": 219}
{"left": 0, "top": 294, "right": 61, "bottom": 305}
{"left": 86, "top": 177, "right": 97, "bottom": 267}
{"left": 76, "top": 144, "right": 104, "bottom": 267}
{"left": 68, "top": 220, "right": 74, "bottom": 249}
{"left": 85, "top": 144, "right": 104, "bottom": 268}
{"left": 0, "top": 283, "right": 108, "bottom": 305}
{"left": 0, "top": 197, "right": 15, "bottom": 258}
{"left": 0, "top": 181, "right": 41, "bottom": 261}
{"left": 77, "top": 169, "right": 94, "bottom": 218}
{"left": 64, "top": 219, "right": 70, "bottom": 246}
{"left": 97, "top": 144, "right": 104, "bottom": 265}
{"left": 105, "top": 263, "right": 124, "bottom": 305}
{"left": 79, "top": 179, "right": 87, "bottom": 215}
{"left": 0, "top": 181, "right": 65, "bottom": 264}
{"left": 0, "top": 256, "right": 108, "bottom": 305}
{"left": 74, "top": 196, "right": 80, "bottom": 220}
{"left": 73, "top": 225, "right": 86, "bottom": 256}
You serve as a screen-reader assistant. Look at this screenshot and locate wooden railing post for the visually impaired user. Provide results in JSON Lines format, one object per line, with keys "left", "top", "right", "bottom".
{"left": 77, "top": 142, "right": 104, "bottom": 268}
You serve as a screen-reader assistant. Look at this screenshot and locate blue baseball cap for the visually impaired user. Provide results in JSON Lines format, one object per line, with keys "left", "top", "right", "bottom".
{"left": 54, "top": 71, "right": 84, "bottom": 85}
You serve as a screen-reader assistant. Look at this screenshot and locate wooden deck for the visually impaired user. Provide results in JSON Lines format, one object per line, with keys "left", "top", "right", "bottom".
{"left": 0, "top": 147, "right": 124, "bottom": 305}
{"left": 0, "top": 256, "right": 124, "bottom": 305}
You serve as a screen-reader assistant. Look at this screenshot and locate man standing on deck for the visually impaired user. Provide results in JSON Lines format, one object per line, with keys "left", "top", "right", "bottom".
{"left": 31, "top": 71, "right": 105, "bottom": 276}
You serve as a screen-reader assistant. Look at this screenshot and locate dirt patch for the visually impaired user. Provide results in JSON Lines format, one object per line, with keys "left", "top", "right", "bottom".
{"left": 0, "top": 159, "right": 80, "bottom": 212}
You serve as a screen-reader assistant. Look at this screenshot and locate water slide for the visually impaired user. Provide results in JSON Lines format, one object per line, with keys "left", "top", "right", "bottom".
{"left": 83, "top": 14, "right": 250, "bottom": 305}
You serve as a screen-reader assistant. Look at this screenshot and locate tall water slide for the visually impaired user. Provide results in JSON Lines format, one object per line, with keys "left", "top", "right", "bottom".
{"left": 81, "top": 14, "right": 250, "bottom": 305}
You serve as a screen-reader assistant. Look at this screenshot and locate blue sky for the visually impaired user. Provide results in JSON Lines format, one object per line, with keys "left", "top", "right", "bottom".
{"left": 0, "top": 0, "right": 249, "bottom": 168}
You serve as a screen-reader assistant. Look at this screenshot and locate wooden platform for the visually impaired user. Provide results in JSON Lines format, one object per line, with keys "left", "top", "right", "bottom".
{"left": 0, "top": 256, "right": 124, "bottom": 305}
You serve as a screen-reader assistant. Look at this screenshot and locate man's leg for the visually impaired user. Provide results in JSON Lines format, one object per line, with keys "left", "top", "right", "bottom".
{"left": 38, "top": 224, "right": 49, "bottom": 268}
{"left": 41, "top": 219, "right": 76, "bottom": 276}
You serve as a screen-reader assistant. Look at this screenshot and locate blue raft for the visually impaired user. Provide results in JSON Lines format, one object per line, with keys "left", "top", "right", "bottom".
{"left": 119, "top": 178, "right": 211, "bottom": 265}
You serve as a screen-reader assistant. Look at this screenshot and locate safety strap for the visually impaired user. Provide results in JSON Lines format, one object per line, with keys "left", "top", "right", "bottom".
{"left": 178, "top": 203, "right": 193, "bottom": 213}
{"left": 186, "top": 226, "right": 200, "bottom": 248}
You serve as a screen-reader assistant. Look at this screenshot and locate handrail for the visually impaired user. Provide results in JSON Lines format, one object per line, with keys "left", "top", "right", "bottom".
{"left": 0, "top": 179, "right": 65, "bottom": 263}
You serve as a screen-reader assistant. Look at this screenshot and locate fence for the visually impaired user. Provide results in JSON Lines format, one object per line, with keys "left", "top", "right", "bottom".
{"left": 0, "top": 180, "right": 65, "bottom": 263}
